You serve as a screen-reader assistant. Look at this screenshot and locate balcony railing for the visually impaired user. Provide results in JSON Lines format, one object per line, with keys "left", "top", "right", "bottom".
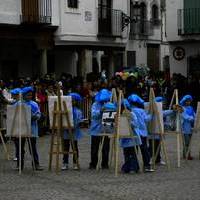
{"left": 178, "top": 8, "right": 200, "bottom": 35}
{"left": 21, "top": 0, "right": 52, "bottom": 24}
{"left": 129, "top": 19, "right": 153, "bottom": 38}
{"left": 98, "top": 7, "right": 122, "bottom": 37}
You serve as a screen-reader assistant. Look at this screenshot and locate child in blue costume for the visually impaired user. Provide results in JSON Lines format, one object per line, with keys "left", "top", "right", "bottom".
{"left": 120, "top": 99, "right": 141, "bottom": 173}
{"left": 16, "top": 86, "right": 43, "bottom": 170}
{"left": 180, "top": 95, "right": 196, "bottom": 160}
{"left": 148, "top": 96, "right": 175, "bottom": 165}
{"left": 128, "top": 94, "right": 154, "bottom": 172}
{"left": 89, "top": 89, "right": 112, "bottom": 169}
{"left": 62, "top": 93, "right": 83, "bottom": 170}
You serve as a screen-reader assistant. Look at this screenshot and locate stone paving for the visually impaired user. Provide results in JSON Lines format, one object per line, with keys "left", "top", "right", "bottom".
{"left": 1, "top": 130, "right": 200, "bottom": 200}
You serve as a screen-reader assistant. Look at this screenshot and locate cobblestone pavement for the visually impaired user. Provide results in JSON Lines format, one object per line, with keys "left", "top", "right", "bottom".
{"left": 1, "top": 130, "right": 200, "bottom": 200}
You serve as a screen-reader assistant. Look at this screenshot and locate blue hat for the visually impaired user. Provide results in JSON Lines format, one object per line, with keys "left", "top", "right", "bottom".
{"left": 21, "top": 86, "right": 34, "bottom": 94}
{"left": 68, "top": 93, "right": 82, "bottom": 102}
{"left": 10, "top": 88, "right": 22, "bottom": 95}
{"left": 155, "top": 96, "right": 166, "bottom": 103}
{"left": 103, "top": 102, "right": 117, "bottom": 111}
{"left": 180, "top": 95, "right": 193, "bottom": 106}
{"left": 95, "top": 89, "right": 111, "bottom": 102}
{"left": 128, "top": 94, "right": 144, "bottom": 105}
{"left": 122, "top": 99, "right": 131, "bottom": 110}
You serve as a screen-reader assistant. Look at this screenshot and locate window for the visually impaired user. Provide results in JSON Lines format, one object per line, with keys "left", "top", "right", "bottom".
{"left": 68, "top": 0, "right": 78, "bottom": 9}
{"left": 151, "top": 4, "right": 160, "bottom": 25}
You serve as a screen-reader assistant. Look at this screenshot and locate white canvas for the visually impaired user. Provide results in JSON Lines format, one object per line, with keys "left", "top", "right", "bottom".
{"left": 145, "top": 102, "right": 164, "bottom": 134}
{"left": 48, "top": 96, "right": 74, "bottom": 129}
{"left": 194, "top": 102, "right": 200, "bottom": 131}
{"left": 6, "top": 104, "right": 32, "bottom": 137}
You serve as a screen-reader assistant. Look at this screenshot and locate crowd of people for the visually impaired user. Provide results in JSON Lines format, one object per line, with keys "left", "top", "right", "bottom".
{"left": 0, "top": 69, "right": 199, "bottom": 173}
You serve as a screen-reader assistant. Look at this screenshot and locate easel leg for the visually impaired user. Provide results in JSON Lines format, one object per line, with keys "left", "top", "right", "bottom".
{"left": 27, "top": 138, "right": 36, "bottom": 171}
{"left": 177, "top": 133, "right": 181, "bottom": 168}
{"left": 160, "top": 135, "right": 170, "bottom": 170}
{"left": 96, "top": 136, "right": 105, "bottom": 171}
{"left": 109, "top": 137, "right": 114, "bottom": 168}
{"left": 48, "top": 131, "right": 54, "bottom": 171}
{"left": 19, "top": 136, "right": 22, "bottom": 175}
{"left": 115, "top": 136, "right": 120, "bottom": 177}
{"left": 56, "top": 131, "right": 60, "bottom": 173}
{"left": 0, "top": 130, "right": 9, "bottom": 160}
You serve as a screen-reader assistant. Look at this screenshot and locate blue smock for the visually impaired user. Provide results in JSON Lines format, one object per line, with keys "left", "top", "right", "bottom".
{"left": 181, "top": 106, "right": 195, "bottom": 135}
{"left": 64, "top": 107, "right": 83, "bottom": 140}
{"left": 89, "top": 102, "right": 103, "bottom": 136}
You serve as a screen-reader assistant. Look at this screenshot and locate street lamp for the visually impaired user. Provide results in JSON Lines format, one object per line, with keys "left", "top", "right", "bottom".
{"left": 122, "top": 0, "right": 141, "bottom": 30}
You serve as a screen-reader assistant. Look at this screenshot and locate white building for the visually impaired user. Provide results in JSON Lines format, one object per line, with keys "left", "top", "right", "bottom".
{"left": 125, "top": 0, "right": 169, "bottom": 72}
{"left": 166, "top": 0, "right": 200, "bottom": 77}
{"left": 0, "top": 0, "right": 57, "bottom": 79}
{"left": 52, "top": 0, "right": 129, "bottom": 79}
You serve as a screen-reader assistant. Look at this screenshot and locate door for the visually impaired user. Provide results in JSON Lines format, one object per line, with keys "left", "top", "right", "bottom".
{"left": 98, "top": 0, "right": 112, "bottom": 35}
{"left": 0, "top": 60, "right": 18, "bottom": 79}
{"left": 21, "top": 0, "right": 39, "bottom": 23}
{"left": 147, "top": 44, "right": 160, "bottom": 71}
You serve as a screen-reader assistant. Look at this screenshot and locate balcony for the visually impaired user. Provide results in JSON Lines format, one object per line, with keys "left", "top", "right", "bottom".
{"left": 129, "top": 19, "right": 153, "bottom": 39}
{"left": 178, "top": 8, "right": 200, "bottom": 35}
{"left": 21, "top": 0, "right": 52, "bottom": 24}
{"left": 98, "top": 7, "right": 122, "bottom": 38}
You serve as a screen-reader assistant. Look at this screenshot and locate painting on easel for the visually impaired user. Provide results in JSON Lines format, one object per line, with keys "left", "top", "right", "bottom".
{"left": 6, "top": 104, "right": 31, "bottom": 137}
{"left": 48, "top": 96, "right": 74, "bottom": 129}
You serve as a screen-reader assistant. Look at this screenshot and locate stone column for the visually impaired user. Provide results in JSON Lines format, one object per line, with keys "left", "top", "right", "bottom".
{"left": 40, "top": 49, "right": 47, "bottom": 76}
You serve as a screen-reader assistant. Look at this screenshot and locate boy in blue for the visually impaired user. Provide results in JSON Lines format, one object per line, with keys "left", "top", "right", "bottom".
{"left": 128, "top": 94, "right": 154, "bottom": 172}
{"left": 89, "top": 89, "right": 111, "bottom": 169}
{"left": 16, "top": 87, "right": 43, "bottom": 170}
{"left": 62, "top": 93, "right": 83, "bottom": 170}
{"left": 120, "top": 99, "right": 141, "bottom": 173}
{"left": 180, "top": 95, "right": 196, "bottom": 160}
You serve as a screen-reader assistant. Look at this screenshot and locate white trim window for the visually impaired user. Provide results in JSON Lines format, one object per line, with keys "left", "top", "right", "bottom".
{"left": 67, "top": 0, "right": 78, "bottom": 8}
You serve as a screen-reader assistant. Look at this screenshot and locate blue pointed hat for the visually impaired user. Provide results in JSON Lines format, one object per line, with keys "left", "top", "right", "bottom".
{"left": 10, "top": 88, "right": 22, "bottom": 95}
{"left": 68, "top": 92, "right": 82, "bottom": 102}
{"left": 128, "top": 94, "right": 144, "bottom": 105}
{"left": 103, "top": 102, "right": 117, "bottom": 111}
{"left": 21, "top": 86, "right": 34, "bottom": 94}
{"left": 155, "top": 96, "right": 166, "bottom": 103}
{"left": 180, "top": 95, "right": 193, "bottom": 106}
{"left": 95, "top": 89, "right": 111, "bottom": 102}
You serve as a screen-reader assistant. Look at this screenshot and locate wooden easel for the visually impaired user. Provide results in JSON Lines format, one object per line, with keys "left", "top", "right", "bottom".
{"left": 96, "top": 88, "right": 118, "bottom": 171}
{"left": 8, "top": 97, "right": 34, "bottom": 174}
{"left": 168, "top": 89, "right": 183, "bottom": 167}
{"left": 0, "top": 128, "right": 9, "bottom": 160}
{"left": 48, "top": 87, "right": 78, "bottom": 173}
{"left": 114, "top": 90, "right": 142, "bottom": 176}
{"left": 185, "top": 102, "right": 200, "bottom": 159}
{"left": 148, "top": 88, "right": 170, "bottom": 170}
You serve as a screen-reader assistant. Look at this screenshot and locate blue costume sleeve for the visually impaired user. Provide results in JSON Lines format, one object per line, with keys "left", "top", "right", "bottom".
{"left": 91, "top": 102, "right": 102, "bottom": 120}
{"left": 144, "top": 111, "right": 152, "bottom": 122}
{"left": 163, "top": 110, "right": 174, "bottom": 117}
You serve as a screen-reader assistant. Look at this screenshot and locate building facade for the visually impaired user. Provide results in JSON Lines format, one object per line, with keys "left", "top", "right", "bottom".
{"left": 51, "top": 0, "right": 129, "bottom": 79}
{"left": 125, "top": 0, "right": 169, "bottom": 72}
{"left": 0, "top": 0, "right": 57, "bottom": 79}
{"left": 166, "top": 0, "right": 200, "bottom": 77}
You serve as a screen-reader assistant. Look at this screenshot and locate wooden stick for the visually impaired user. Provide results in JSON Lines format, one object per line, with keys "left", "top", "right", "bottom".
{"left": 0, "top": 129, "right": 9, "bottom": 160}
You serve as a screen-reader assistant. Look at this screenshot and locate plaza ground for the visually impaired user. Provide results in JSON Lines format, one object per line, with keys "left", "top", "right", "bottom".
{"left": 1, "top": 130, "right": 200, "bottom": 200}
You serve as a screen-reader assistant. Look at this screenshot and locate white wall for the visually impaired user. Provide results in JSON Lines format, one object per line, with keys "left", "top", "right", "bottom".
{"left": 169, "top": 43, "right": 200, "bottom": 77}
{"left": 54, "top": 0, "right": 128, "bottom": 45}
{"left": 0, "top": 0, "right": 21, "bottom": 24}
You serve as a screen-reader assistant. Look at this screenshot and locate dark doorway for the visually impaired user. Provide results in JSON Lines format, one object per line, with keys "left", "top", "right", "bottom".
{"left": 147, "top": 44, "right": 160, "bottom": 71}
{"left": 0, "top": 60, "right": 18, "bottom": 80}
